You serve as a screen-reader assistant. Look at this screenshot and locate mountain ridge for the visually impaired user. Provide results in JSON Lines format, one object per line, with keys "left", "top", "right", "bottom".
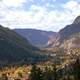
{"left": 14, "top": 29, "right": 57, "bottom": 48}
{"left": 58, "top": 16, "right": 80, "bottom": 53}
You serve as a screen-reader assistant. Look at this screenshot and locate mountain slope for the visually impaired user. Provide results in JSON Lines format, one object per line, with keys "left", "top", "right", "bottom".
{"left": 59, "top": 16, "right": 80, "bottom": 42}
{"left": 59, "top": 16, "right": 80, "bottom": 53}
{"left": 60, "top": 32, "right": 80, "bottom": 49}
{"left": 14, "top": 29, "right": 57, "bottom": 47}
{"left": 0, "top": 25, "right": 46, "bottom": 65}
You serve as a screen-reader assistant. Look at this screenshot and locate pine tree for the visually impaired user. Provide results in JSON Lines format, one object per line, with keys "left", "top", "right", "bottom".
{"left": 53, "top": 65, "right": 58, "bottom": 80}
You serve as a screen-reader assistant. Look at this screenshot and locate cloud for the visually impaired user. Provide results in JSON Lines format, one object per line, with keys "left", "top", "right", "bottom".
{"left": 63, "top": 1, "right": 79, "bottom": 11}
{"left": 0, "top": 3, "right": 74, "bottom": 31}
{"left": 62, "top": 0, "right": 80, "bottom": 20}
{"left": 1, "top": 0, "right": 27, "bottom": 7}
{"left": 0, "top": 0, "right": 80, "bottom": 31}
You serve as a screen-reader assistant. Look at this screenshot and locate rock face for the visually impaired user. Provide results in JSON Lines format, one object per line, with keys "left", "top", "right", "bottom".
{"left": 60, "top": 33, "right": 80, "bottom": 49}
{"left": 46, "top": 34, "right": 60, "bottom": 48}
{"left": 14, "top": 29, "right": 57, "bottom": 48}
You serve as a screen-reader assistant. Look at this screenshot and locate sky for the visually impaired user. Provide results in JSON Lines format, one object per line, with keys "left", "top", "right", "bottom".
{"left": 0, "top": 0, "right": 80, "bottom": 32}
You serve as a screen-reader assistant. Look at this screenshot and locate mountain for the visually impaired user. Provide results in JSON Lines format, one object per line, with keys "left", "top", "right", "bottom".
{"left": 44, "top": 16, "right": 80, "bottom": 53}
{"left": 73, "top": 16, "right": 80, "bottom": 24}
{"left": 0, "top": 25, "right": 46, "bottom": 66}
{"left": 59, "top": 16, "right": 80, "bottom": 42}
{"left": 59, "top": 16, "right": 80, "bottom": 54}
{"left": 14, "top": 16, "right": 80, "bottom": 53}
{"left": 14, "top": 29, "right": 57, "bottom": 48}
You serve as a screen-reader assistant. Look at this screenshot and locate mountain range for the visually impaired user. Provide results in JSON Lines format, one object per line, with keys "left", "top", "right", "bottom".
{"left": 15, "top": 16, "right": 80, "bottom": 52}
{"left": 14, "top": 29, "right": 57, "bottom": 48}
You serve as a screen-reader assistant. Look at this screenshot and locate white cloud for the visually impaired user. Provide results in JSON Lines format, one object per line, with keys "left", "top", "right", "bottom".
{"left": 46, "top": 3, "right": 55, "bottom": 8}
{"left": 0, "top": 0, "right": 80, "bottom": 31}
{"left": 0, "top": 3, "right": 75, "bottom": 31}
{"left": 1, "top": 0, "right": 27, "bottom": 7}
{"left": 63, "top": 1, "right": 80, "bottom": 11}
{"left": 62, "top": 0, "right": 80, "bottom": 22}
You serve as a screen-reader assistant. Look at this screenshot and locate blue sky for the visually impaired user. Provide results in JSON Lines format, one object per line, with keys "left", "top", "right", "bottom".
{"left": 0, "top": 0, "right": 80, "bottom": 32}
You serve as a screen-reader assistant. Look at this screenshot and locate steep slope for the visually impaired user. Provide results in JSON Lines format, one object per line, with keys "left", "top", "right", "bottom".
{"left": 59, "top": 16, "right": 80, "bottom": 42}
{"left": 14, "top": 29, "right": 57, "bottom": 47}
{"left": 60, "top": 32, "right": 80, "bottom": 49}
{"left": 0, "top": 25, "right": 46, "bottom": 66}
{"left": 59, "top": 16, "right": 80, "bottom": 53}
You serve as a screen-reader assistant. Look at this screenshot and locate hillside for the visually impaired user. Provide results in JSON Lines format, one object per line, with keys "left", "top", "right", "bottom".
{"left": 0, "top": 25, "right": 47, "bottom": 66}
{"left": 59, "top": 16, "right": 80, "bottom": 42}
{"left": 45, "top": 16, "right": 80, "bottom": 53}
{"left": 58, "top": 16, "right": 80, "bottom": 57}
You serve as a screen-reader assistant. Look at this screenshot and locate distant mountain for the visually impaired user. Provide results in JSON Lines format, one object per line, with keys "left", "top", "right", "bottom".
{"left": 14, "top": 29, "right": 57, "bottom": 48}
{"left": 0, "top": 25, "right": 46, "bottom": 66}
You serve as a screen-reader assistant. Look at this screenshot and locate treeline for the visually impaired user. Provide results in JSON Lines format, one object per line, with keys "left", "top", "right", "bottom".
{"left": 29, "top": 58, "right": 80, "bottom": 80}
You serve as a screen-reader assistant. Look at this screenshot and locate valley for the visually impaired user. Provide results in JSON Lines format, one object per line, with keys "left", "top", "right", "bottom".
{"left": 0, "top": 15, "right": 80, "bottom": 80}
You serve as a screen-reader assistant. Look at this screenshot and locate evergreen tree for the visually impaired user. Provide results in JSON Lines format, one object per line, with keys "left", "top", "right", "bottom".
{"left": 43, "top": 67, "right": 52, "bottom": 80}
{"left": 36, "top": 68, "right": 44, "bottom": 80}
{"left": 29, "top": 65, "right": 44, "bottom": 80}
{"left": 52, "top": 65, "right": 58, "bottom": 80}
{"left": 72, "top": 58, "right": 80, "bottom": 80}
